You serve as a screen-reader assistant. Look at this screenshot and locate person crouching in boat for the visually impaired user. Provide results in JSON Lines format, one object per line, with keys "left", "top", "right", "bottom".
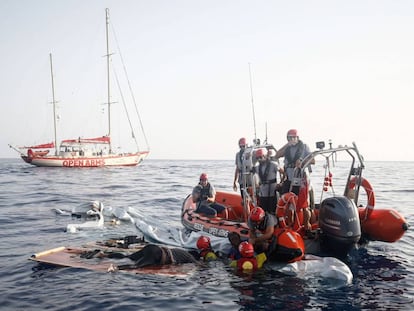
{"left": 192, "top": 173, "right": 226, "bottom": 218}
{"left": 192, "top": 235, "right": 220, "bottom": 262}
{"left": 247, "top": 207, "right": 277, "bottom": 254}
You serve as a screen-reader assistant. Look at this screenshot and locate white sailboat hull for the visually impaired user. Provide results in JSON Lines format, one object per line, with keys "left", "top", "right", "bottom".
{"left": 27, "top": 151, "right": 149, "bottom": 168}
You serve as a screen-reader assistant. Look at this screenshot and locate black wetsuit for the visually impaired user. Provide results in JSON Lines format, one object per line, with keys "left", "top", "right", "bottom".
{"left": 107, "top": 244, "right": 198, "bottom": 269}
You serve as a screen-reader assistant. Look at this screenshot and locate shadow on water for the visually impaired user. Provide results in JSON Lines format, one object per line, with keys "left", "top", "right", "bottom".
{"left": 230, "top": 270, "right": 311, "bottom": 311}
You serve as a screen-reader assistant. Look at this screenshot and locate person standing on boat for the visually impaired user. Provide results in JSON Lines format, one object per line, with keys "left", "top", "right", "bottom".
{"left": 233, "top": 137, "right": 248, "bottom": 198}
{"left": 247, "top": 207, "right": 277, "bottom": 253}
{"left": 192, "top": 173, "right": 226, "bottom": 217}
{"left": 254, "top": 148, "right": 283, "bottom": 214}
{"left": 276, "top": 129, "right": 314, "bottom": 195}
{"left": 276, "top": 129, "right": 314, "bottom": 231}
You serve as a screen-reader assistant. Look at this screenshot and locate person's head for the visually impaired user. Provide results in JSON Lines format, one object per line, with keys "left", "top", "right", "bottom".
{"left": 255, "top": 148, "right": 268, "bottom": 162}
{"left": 228, "top": 232, "right": 241, "bottom": 248}
{"left": 239, "top": 241, "right": 255, "bottom": 258}
{"left": 268, "top": 149, "right": 276, "bottom": 159}
{"left": 249, "top": 207, "right": 265, "bottom": 225}
{"left": 196, "top": 235, "right": 211, "bottom": 250}
{"left": 238, "top": 137, "right": 247, "bottom": 149}
{"left": 192, "top": 184, "right": 203, "bottom": 202}
{"left": 287, "top": 129, "right": 299, "bottom": 145}
{"left": 199, "top": 173, "right": 208, "bottom": 185}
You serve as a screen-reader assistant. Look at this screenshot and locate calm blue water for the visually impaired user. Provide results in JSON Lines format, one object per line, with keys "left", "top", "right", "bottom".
{"left": 0, "top": 158, "right": 413, "bottom": 310}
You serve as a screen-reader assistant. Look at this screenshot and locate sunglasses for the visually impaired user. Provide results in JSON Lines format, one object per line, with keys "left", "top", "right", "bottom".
{"left": 287, "top": 136, "right": 297, "bottom": 140}
{"left": 239, "top": 145, "right": 246, "bottom": 148}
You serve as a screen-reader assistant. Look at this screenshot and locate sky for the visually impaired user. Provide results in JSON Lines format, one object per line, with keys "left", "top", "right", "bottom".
{"left": 1, "top": 0, "right": 413, "bottom": 161}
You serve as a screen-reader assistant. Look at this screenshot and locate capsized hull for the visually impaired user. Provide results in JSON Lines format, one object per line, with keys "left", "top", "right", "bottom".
{"left": 30, "top": 243, "right": 195, "bottom": 277}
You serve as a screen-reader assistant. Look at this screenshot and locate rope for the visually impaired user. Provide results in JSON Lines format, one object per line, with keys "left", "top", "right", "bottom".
{"left": 110, "top": 22, "right": 150, "bottom": 151}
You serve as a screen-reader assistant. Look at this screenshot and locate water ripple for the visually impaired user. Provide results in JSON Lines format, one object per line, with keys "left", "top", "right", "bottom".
{"left": 0, "top": 159, "right": 413, "bottom": 310}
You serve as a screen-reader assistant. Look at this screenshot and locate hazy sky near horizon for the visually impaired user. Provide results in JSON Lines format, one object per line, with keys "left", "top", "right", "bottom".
{"left": 1, "top": 0, "right": 413, "bottom": 161}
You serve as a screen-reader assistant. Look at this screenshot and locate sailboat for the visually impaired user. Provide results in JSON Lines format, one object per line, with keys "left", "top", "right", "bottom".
{"left": 10, "top": 9, "right": 149, "bottom": 167}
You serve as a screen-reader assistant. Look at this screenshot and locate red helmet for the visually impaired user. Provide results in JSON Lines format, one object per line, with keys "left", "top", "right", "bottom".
{"left": 255, "top": 148, "right": 267, "bottom": 158}
{"left": 238, "top": 137, "right": 247, "bottom": 146}
{"left": 196, "top": 236, "right": 211, "bottom": 250}
{"left": 199, "top": 173, "right": 208, "bottom": 181}
{"left": 287, "top": 129, "right": 298, "bottom": 137}
{"left": 239, "top": 241, "right": 254, "bottom": 258}
{"left": 249, "top": 207, "right": 265, "bottom": 222}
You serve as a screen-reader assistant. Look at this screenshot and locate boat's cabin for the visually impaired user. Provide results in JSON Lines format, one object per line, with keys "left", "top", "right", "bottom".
{"left": 59, "top": 143, "right": 109, "bottom": 157}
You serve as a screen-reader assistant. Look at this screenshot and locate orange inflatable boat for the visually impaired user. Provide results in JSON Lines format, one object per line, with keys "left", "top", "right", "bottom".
{"left": 181, "top": 142, "right": 409, "bottom": 261}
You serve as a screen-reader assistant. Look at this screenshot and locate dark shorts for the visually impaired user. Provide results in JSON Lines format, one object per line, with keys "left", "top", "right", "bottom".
{"left": 258, "top": 196, "right": 278, "bottom": 214}
{"left": 196, "top": 202, "right": 226, "bottom": 217}
{"left": 280, "top": 180, "right": 299, "bottom": 195}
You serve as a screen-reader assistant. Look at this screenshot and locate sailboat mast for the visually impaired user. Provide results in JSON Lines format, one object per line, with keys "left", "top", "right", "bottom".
{"left": 105, "top": 8, "right": 112, "bottom": 153}
{"left": 49, "top": 53, "right": 58, "bottom": 156}
{"left": 248, "top": 63, "right": 257, "bottom": 144}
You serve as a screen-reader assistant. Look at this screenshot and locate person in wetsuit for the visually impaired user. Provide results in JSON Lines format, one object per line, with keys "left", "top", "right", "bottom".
{"left": 83, "top": 244, "right": 199, "bottom": 270}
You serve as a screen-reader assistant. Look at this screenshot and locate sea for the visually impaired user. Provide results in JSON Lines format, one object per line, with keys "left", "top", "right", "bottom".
{"left": 0, "top": 158, "right": 413, "bottom": 311}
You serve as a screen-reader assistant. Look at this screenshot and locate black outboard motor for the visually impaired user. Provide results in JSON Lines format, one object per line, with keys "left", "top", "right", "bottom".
{"left": 318, "top": 196, "right": 361, "bottom": 258}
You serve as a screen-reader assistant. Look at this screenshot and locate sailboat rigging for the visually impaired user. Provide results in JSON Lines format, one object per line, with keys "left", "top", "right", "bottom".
{"left": 9, "top": 8, "right": 149, "bottom": 167}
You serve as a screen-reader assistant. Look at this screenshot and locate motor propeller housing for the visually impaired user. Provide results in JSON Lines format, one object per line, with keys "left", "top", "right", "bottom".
{"left": 318, "top": 196, "right": 361, "bottom": 258}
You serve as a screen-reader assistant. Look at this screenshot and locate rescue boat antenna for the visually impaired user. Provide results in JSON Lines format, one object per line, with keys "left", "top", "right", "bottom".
{"left": 49, "top": 53, "right": 58, "bottom": 156}
{"left": 105, "top": 8, "right": 113, "bottom": 153}
{"left": 248, "top": 63, "right": 257, "bottom": 143}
